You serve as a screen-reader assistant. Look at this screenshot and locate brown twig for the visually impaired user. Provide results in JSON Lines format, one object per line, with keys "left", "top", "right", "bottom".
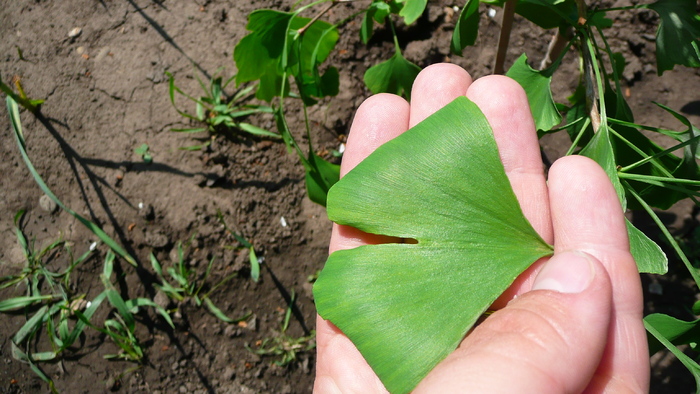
{"left": 576, "top": 0, "right": 601, "bottom": 132}
{"left": 539, "top": 27, "right": 573, "bottom": 70}
{"left": 298, "top": 1, "right": 341, "bottom": 36}
{"left": 494, "top": 0, "right": 517, "bottom": 74}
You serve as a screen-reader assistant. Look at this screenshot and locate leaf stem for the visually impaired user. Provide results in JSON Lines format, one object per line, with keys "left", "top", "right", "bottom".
{"left": 494, "top": 0, "right": 517, "bottom": 74}
{"left": 619, "top": 134, "right": 700, "bottom": 172}
{"left": 625, "top": 181, "right": 700, "bottom": 288}
{"left": 565, "top": 117, "right": 592, "bottom": 155}
{"left": 619, "top": 173, "right": 700, "bottom": 186}
{"left": 581, "top": 30, "right": 602, "bottom": 132}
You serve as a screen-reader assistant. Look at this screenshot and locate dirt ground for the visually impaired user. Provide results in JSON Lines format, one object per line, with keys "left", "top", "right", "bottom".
{"left": 1, "top": 0, "right": 699, "bottom": 393}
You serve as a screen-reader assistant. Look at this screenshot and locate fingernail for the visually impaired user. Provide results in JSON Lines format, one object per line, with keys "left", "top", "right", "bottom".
{"left": 532, "top": 251, "right": 595, "bottom": 294}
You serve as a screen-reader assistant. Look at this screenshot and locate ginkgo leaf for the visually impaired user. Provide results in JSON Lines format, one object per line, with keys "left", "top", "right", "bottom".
{"left": 314, "top": 96, "right": 553, "bottom": 394}
{"left": 364, "top": 50, "right": 421, "bottom": 100}
{"left": 646, "top": 0, "right": 700, "bottom": 74}
{"left": 506, "top": 54, "right": 562, "bottom": 132}
{"left": 451, "top": 0, "right": 480, "bottom": 55}
{"left": 399, "top": 0, "right": 428, "bottom": 25}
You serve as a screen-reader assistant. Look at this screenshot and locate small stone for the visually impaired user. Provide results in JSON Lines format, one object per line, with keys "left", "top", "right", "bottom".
{"left": 222, "top": 366, "right": 236, "bottom": 381}
{"left": 154, "top": 290, "right": 171, "bottom": 309}
{"left": 39, "top": 194, "right": 58, "bottom": 213}
{"left": 144, "top": 229, "right": 169, "bottom": 248}
{"left": 68, "top": 27, "right": 82, "bottom": 38}
{"left": 224, "top": 325, "right": 241, "bottom": 338}
{"left": 76, "top": 46, "right": 85, "bottom": 55}
{"left": 94, "top": 47, "right": 110, "bottom": 62}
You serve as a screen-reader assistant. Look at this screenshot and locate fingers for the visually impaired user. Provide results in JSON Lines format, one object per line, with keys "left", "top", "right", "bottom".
{"left": 466, "top": 76, "right": 552, "bottom": 306}
{"left": 416, "top": 250, "right": 612, "bottom": 393}
{"left": 409, "top": 63, "right": 473, "bottom": 127}
{"left": 329, "top": 93, "right": 410, "bottom": 254}
{"left": 548, "top": 156, "right": 649, "bottom": 393}
{"left": 417, "top": 156, "right": 636, "bottom": 393}
{"left": 318, "top": 64, "right": 474, "bottom": 393}
{"left": 317, "top": 94, "right": 410, "bottom": 394}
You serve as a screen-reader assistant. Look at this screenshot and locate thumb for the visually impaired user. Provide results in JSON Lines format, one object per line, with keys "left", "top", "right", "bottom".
{"left": 416, "top": 251, "right": 613, "bottom": 394}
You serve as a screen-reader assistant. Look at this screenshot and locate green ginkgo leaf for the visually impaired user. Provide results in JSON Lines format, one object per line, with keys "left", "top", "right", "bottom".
{"left": 451, "top": 0, "right": 480, "bottom": 55}
{"left": 364, "top": 50, "right": 421, "bottom": 100}
{"left": 314, "top": 96, "right": 553, "bottom": 394}
{"left": 506, "top": 54, "right": 562, "bottom": 132}
{"left": 399, "top": 0, "right": 428, "bottom": 25}
{"left": 646, "top": 0, "right": 700, "bottom": 74}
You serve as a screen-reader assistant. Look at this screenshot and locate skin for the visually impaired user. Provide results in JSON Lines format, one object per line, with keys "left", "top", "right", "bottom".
{"left": 314, "top": 64, "right": 649, "bottom": 393}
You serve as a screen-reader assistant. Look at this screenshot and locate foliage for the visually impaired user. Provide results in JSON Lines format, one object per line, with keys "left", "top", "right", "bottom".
{"left": 0, "top": 218, "right": 160, "bottom": 390}
{"left": 166, "top": 69, "right": 278, "bottom": 150}
{"left": 150, "top": 241, "right": 249, "bottom": 324}
{"left": 0, "top": 74, "right": 43, "bottom": 113}
{"left": 134, "top": 143, "right": 153, "bottom": 164}
{"left": 217, "top": 210, "right": 261, "bottom": 282}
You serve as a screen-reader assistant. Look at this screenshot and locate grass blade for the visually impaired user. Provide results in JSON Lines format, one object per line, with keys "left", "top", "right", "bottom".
{"left": 0, "top": 295, "right": 53, "bottom": 312}
{"left": 13, "top": 305, "right": 49, "bottom": 343}
{"left": 6, "top": 97, "right": 137, "bottom": 266}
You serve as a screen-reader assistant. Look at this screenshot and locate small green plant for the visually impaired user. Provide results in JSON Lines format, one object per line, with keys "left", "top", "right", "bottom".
{"left": 217, "top": 210, "right": 261, "bottom": 282}
{"left": 76, "top": 251, "right": 173, "bottom": 362}
{"left": 247, "top": 290, "right": 316, "bottom": 367}
{"left": 150, "top": 240, "right": 248, "bottom": 323}
{"left": 0, "top": 212, "right": 102, "bottom": 393}
{"left": 0, "top": 74, "right": 43, "bottom": 113}
{"left": 134, "top": 143, "right": 153, "bottom": 164}
{"left": 166, "top": 68, "right": 279, "bottom": 150}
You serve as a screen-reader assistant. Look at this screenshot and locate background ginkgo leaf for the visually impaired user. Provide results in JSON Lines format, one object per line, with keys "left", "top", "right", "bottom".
{"left": 363, "top": 50, "right": 421, "bottom": 100}
{"left": 314, "top": 97, "right": 553, "bottom": 394}
{"left": 451, "top": 0, "right": 480, "bottom": 55}
{"left": 646, "top": 0, "right": 700, "bottom": 74}
{"left": 506, "top": 54, "right": 562, "bottom": 132}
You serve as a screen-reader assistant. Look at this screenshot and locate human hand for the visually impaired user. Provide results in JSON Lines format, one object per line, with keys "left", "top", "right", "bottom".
{"left": 314, "top": 64, "right": 649, "bottom": 393}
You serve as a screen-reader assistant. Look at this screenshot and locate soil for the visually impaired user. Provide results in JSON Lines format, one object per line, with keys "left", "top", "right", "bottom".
{"left": 1, "top": 0, "right": 699, "bottom": 393}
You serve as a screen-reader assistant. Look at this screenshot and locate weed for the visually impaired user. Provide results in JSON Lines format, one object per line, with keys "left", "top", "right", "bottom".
{"left": 166, "top": 68, "right": 279, "bottom": 150}
{"left": 247, "top": 290, "right": 316, "bottom": 367}
{"left": 0, "top": 211, "right": 101, "bottom": 393}
{"left": 134, "top": 143, "right": 153, "bottom": 164}
{"left": 150, "top": 239, "right": 249, "bottom": 324}
{"left": 217, "top": 210, "right": 260, "bottom": 282}
{"left": 8, "top": 96, "right": 136, "bottom": 266}
{"left": 0, "top": 74, "right": 43, "bottom": 113}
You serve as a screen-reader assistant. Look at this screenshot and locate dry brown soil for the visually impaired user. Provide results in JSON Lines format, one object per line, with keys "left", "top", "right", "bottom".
{"left": 1, "top": 0, "right": 699, "bottom": 393}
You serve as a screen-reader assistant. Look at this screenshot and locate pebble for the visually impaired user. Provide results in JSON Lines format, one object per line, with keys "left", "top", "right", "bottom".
{"left": 68, "top": 27, "right": 82, "bottom": 38}
{"left": 94, "top": 47, "right": 111, "bottom": 62}
{"left": 39, "top": 194, "right": 58, "bottom": 213}
{"left": 222, "top": 366, "right": 236, "bottom": 381}
{"left": 154, "top": 290, "right": 171, "bottom": 309}
{"left": 76, "top": 46, "right": 86, "bottom": 55}
{"left": 144, "top": 229, "right": 169, "bottom": 248}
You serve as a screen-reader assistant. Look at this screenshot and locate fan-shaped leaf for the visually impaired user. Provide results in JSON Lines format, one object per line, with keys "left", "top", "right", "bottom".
{"left": 314, "top": 96, "right": 553, "bottom": 393}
